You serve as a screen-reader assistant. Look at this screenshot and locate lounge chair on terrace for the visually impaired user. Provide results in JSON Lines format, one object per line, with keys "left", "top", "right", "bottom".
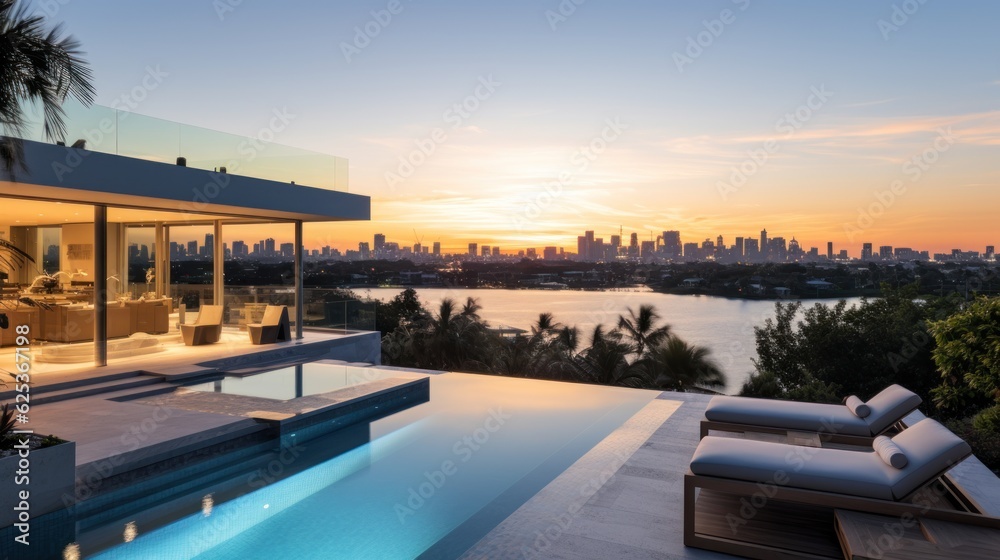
{"left": 701, "top": 384, "right": 921, "bottom": 445}
{"left": 684, "top": 418, "right": 999, "bottom": 560}
{"left": 247, "top": 305, "right": 290, "bottom": 345}
{"left": 180, "top": 305, "right": 223, "bottom": 346}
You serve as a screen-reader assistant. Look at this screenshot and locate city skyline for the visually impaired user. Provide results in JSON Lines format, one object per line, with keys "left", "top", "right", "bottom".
{"left": 113, "top": 226, "right": 996, "bottom": 264}
{"left": 46, "top": 1, "right": 1000, "bottom": 256}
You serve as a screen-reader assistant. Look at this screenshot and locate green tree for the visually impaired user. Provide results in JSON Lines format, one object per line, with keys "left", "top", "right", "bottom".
{"left": 1, "top": 0, "right": 95, "bottom": 173}
{"left": 929, "top": 296, "right": 1000, "bottom": 416}
{"left": 742, "top": 286, "right": 945, "bottom": 403}
{"left": 375, "top": 287, "right": 425, "bottom": 336}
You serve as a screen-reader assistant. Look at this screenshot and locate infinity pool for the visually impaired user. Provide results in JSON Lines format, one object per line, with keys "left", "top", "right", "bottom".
{"left": 88, "top": 364, "right": 658, "bottom": 559}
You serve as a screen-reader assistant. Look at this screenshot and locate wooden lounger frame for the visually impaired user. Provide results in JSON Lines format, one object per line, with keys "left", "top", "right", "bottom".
{"left": 683, "top": 464, "right": 1000, "bottom": 560}
{"left": 699, "top": 404, "right": 920, "bottom": 446}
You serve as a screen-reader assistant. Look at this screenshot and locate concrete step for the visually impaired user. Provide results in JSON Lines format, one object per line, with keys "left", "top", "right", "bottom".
{"left": 0, "top": 370, "right": 143, "bottom": 400}
{"left": 32, "top": 375, "right": 166, "bottom": 405}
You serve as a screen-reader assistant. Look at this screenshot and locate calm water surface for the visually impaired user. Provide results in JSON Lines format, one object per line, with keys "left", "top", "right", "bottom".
{"left": 367, "top": 287, "right": 862, "bottom": 394}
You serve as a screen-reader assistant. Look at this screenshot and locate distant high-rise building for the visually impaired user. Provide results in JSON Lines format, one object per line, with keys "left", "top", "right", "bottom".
{"left": 265, "top": 238, "right": 276, "bottom": 256}
{"left": 734, "top": 237, "right": 744, "bottom": 257}
{"left": 760, "top": 229, "right": 769, "bottom": 257}
{"left": 986, "top": 245, "right": 995, "bottom": 259}
{"left": 492, "top": 246, "right": 500, "bottom": 257}
{"left": 640, "top": 240, "right": 655, "bottom": 259}
{"left": 577, "top": 236, "right": 588, "bottom": 261}
{"left": 413, "top": 243, "right": 422, "bottom": 254}
{"left": 233, "top": 240, "right": 247, "bottom": 257}
{"left": 610, "top": 235, "right": 621, "bottom": 249}
{"left": 432, "top": 242, "right": 441, "bottom": 255}
{"left": 827, "top": 242, "right": 833, "bottom": 260}
{"left": 788, "top": 237, "right": 800, "bottom": 255}
{"left": 374, "top": 234, "right": 386, "bottom": 255}
{"left": 187, "top": 240, "right": 197, "bottom": 257}
{"left": 716, "top": 235, "right": 724, "bottom": 256}
{"left": 526, "top": 248, "right": 537, "bottom": 259}
{"left": 321, "top": 245, "right": 330, "bottom": 257}
{"left": 481, "top": 245, "right": 490, "bottom": 257}
{"left": 279, "top": 242, "right": 294, "bottom": 258}
{"left": 543, "top": 246, "right": 558, "bottom": 260}
{"left": 683, "top": 242, "right": 700, "bottom": 260}
{"left": 879, "top": 245, "right": 893, "bottom": 260}
{"left": 662, "top": 231, "right": 682, "bottom": 258}
{"left": 359, "top": 242, "right": 371, "bottom": 259}
{"left": 204, "top": 234, "right": 214, "bottom": 257}
{"left": 861, "top": 243, "right": 873, "bottom": 261}
{"left": 468, "top": 243, "right": 477, "bottom": 257}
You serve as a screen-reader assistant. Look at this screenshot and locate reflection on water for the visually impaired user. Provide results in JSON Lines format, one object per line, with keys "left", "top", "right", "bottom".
{"left": 368, "top": 287, "right": 861, "bottom": 394}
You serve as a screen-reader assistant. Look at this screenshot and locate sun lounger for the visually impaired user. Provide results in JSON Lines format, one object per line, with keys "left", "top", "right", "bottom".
{"left": 684, "top": 418, "right": 999, "bottom": 560}
{"left": 700, "top": 384, "right": 921, "bottom": 445}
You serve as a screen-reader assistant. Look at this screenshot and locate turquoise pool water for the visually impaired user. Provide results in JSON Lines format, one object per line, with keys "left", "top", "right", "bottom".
{"left": 89, "top": 365, "right": 657, "bottom": 559}
{"left": 184, "top": 362, "right": 401, "bottom": 400}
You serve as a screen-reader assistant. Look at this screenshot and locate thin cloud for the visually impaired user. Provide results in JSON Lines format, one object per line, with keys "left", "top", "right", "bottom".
{"left": 841, "top": 98, "right": 897, "bottom": 108}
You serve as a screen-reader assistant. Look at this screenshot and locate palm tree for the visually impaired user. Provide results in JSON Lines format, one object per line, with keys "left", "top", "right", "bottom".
{"left": 1, "top": 0, "right": 95, "bottom": 174}
{"left": 617, "top": 304, "right": 672, "bottom": 356}
{"left": 531, "top": 312, "right": 560, "bottom": 335}
{"left": 571, "top": 325, "right": 646, "bottom": 387}
{"left": 638, "top": 338, "right": 727, "bottom": 392}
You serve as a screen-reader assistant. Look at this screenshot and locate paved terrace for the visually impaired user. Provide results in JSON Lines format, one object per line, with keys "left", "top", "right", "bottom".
{"left": 460, "top": 392, "right": 1000, "bottom": 560}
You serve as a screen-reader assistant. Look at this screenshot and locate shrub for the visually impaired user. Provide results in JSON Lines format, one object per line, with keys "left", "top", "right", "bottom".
{"left": 973, "top": 405, "right": 1000, "bottom": 434}
{"left": 946, "top": 416, "right": 1000, "bottom": 475}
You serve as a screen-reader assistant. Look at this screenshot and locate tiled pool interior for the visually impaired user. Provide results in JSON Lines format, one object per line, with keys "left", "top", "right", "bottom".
{"left": 59, "top": 364, "right": 659, "bottom": 559}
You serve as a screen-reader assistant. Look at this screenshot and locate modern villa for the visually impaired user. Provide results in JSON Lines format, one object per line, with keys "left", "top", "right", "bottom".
{"left": 2, "top": 107, "right": 1000, "bottom": 560}
{"left": 1, "top": 103, "right": 370, "bottom": 368}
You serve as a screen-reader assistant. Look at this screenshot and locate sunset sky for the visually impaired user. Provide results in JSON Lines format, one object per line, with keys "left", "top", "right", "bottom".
{"left": 37, "top": 0, "right": 1000, "bottom": 255}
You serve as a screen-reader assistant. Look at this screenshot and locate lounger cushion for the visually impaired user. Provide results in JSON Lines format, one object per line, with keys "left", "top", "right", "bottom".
{"left": 689, "top": 419, "right": 970, "bottom": 502}
{"left": 690, "top": 437, "right": 896, "bottom": 500}
{"left": 863, "top": 385, "right": 922, "bottom": 434}
{"left": 888, "top": 418, "right": 970, "bottom": 499}
{"left": 844, "top": 395, "right": 870, "bottom": 418}
{"left": 705, "top": 396, "right": 872, "bottom": 437}
{"left": 873, "top": 435, "right": 907, "bottom": 468}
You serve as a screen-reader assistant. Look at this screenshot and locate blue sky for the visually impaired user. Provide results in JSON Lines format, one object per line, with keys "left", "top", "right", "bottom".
{"left": 29, "top": 0, "right": 1000, "bottom": 253}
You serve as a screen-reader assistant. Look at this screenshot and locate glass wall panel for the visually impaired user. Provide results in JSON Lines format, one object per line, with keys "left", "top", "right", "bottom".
{"left": 0, "top": 200, "right": 97, "bottom": 367}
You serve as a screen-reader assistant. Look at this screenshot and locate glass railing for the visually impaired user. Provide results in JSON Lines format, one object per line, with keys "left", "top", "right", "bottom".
{"left": 165, "top": 284, "right": 376, "bottom": 332}
{"left": 13, "top": 100, "right": 348, "bottom": 191}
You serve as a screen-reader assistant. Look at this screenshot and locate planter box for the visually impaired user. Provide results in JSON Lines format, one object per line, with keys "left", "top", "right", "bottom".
{"left": 1, "top": 441, "right": 75, "bottom": 529}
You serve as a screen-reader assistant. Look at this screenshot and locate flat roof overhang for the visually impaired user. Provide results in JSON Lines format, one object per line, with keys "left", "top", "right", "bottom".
{"left": 0, "top": 139, "right": 370, "bottom": 222}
